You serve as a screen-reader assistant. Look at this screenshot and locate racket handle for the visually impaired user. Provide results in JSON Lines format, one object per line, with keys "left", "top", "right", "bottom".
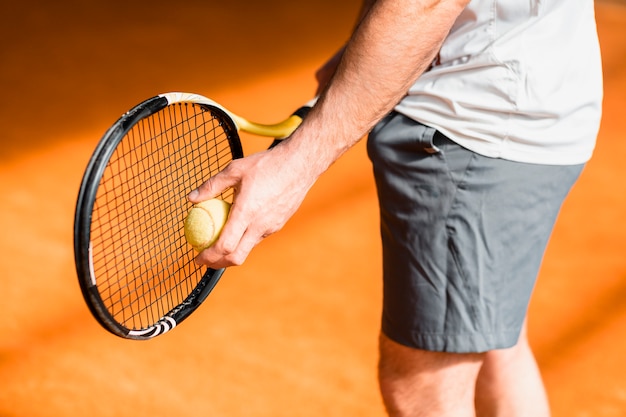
{"left": 268, "top": 105, "right": 312, "bottom": 149}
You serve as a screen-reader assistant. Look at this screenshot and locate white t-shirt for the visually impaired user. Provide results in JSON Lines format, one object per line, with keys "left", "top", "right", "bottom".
{"left": 395, "top": 0, "right": 603, "bottom": 165}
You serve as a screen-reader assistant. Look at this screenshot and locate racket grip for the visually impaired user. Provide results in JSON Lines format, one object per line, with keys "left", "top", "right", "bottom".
{"left": 268, "top": 105, "right": 312, "bottom": 149}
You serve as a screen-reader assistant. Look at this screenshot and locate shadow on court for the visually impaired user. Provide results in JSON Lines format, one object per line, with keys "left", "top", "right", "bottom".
{"left": 1, "top": 1, "right": 625, "bottom": 416}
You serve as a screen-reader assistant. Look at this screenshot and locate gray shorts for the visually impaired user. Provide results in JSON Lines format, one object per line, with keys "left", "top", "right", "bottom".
{"left": 367, "top": 112, "right": 584, "bottom": 353}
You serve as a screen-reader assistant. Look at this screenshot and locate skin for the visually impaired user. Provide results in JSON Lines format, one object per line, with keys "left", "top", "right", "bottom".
{"left": 189, "top": 1, "right": 551, "bottom": 415}
{"left": 189, "top": 0, "right": 470, "bottom": 268}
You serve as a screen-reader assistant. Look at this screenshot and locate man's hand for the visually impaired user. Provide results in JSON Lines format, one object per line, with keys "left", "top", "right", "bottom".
{"left": 188, "top": 142, "right": 317, "bottom": 269}
{"left": 189, "top": 0, "right": 470, "bottom": 269}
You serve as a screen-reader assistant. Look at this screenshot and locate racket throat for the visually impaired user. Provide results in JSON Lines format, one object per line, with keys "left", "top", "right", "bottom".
{"left": 233, "top": 114, "right": 303, "bottom": 139}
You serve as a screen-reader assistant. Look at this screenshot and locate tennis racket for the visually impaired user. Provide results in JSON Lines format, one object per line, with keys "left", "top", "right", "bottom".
{"left": 74, "top": 92, "right": 311, "bottom": 340}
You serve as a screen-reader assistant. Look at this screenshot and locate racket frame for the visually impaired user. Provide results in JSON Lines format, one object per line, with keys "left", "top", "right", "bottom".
{"left": 74, "top": 92, "right": 309, "bottom": 340}
{"left": 74, "top": 95, "right": 239, "bottom": 339}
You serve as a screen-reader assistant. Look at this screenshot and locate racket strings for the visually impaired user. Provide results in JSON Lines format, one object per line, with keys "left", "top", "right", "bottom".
{"left": 90, "top": 103, "right": 235, "bottom": 330}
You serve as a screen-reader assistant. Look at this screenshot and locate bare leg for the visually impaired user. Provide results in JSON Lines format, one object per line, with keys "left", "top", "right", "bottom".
{"left": 378, "top": 332, "right": 485, "bottom": 417}
{"left": 474, "top": 322, "right": 550, "bottom": 417}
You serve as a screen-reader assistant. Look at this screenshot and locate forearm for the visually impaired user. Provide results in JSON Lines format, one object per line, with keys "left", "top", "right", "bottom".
{"left": 314, "top": 0, "right": 376, "bottom": 94}
{"left": 355, "top": 0, "right": 378, "bottom": 24}
{"left": 190, "top": 0, "right": 470, "bottom": 268}
{"left": 286, "top": 0, "right": 469, "bottom": 179}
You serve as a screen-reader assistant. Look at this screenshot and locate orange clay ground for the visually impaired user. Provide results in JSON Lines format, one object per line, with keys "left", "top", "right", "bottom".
{"left": 0, "top": 1, "right": 625, "bottom": 416}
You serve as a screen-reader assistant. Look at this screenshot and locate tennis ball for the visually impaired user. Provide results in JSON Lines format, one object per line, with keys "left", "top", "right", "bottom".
{"left": 184, "top": 198, "right": 232, "bottom": 252}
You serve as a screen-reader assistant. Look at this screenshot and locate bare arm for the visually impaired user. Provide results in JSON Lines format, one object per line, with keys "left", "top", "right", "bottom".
{"left": 191, "top": 0, "right": 470, "bottom": 268}
{"left": 308, "top": 0, "right": 469, "bottom": 164}
{"left": 315, "top": 0, "right": 378, "bottom": 93}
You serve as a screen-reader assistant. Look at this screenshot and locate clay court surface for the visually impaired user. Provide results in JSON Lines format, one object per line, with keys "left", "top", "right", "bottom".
{"left": 1, "top": 1, "right": 625, "bottom": 415}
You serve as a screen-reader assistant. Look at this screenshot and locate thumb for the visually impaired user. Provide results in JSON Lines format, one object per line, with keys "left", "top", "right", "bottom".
{"left": 188, "top": 167, "right": 238, "bottom": 203}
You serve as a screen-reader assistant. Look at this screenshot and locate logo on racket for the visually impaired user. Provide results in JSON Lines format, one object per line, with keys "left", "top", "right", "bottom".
{"left": 127, "top": 316, "right": 177, "bottom": 339}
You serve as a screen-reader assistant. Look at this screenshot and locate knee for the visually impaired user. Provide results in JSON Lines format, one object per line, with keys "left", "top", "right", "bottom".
{"left": 377, "top": 335, "right": 426, "bottom": 415}
{"left": 378, "top": 332, "right": 484, "bottom": 377}
{"left": 377, "top": 333, "right": 484, "bottom": 416}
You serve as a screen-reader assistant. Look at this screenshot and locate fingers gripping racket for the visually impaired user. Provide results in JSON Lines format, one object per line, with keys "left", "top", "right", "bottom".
{"left": 74, "top": 92, "right": 310, "bottom": 340}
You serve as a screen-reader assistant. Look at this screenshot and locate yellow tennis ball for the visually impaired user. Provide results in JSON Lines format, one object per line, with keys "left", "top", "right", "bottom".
{"left": 184, "top": 198, "right": 232, "bottom": 252}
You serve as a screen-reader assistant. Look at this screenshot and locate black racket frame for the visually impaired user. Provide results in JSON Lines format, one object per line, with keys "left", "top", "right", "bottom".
{"left": 73, "top": 95, "right": 243, "bottom": 340}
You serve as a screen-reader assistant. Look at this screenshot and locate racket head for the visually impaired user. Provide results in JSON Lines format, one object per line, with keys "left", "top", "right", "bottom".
{"left": 74, "top": 94, "right": 243, "bottom": 340}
